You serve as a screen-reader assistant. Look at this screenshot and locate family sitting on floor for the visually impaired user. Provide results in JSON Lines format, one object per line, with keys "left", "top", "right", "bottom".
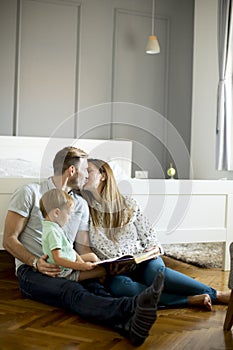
{"left": 3, "top": 146, "right": 230, "bottom": 346}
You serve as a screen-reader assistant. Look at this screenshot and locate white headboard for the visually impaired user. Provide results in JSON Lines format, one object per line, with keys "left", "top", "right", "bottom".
{"left": 0, "top": 136, "right": 132, "bottom": 178}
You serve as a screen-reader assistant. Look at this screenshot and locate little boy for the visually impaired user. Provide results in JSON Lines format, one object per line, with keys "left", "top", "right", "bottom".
{"left": 40, "top": 188, "right": 105, "bottom": 281}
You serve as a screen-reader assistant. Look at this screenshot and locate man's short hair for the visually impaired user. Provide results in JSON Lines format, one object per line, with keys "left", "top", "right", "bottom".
{"left": 53, "top": 146, "right": 88, "bottom": 175}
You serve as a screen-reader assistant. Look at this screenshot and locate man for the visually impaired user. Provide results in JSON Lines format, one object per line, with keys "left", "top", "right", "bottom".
{"left": 3, "top": 146, "right": 164, "bottom": 346}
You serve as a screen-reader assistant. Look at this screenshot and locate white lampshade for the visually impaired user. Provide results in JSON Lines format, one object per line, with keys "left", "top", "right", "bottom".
{"left": 145, "top": 35, "right": 160, "bottom": 54}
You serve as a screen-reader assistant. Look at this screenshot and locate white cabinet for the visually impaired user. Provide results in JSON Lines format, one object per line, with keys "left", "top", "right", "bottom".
{"left": 119, "top": 179, "right": 233, "bottom": 270}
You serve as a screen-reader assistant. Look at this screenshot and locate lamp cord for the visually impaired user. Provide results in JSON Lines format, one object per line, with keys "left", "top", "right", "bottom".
{"left": 151, "top": 0, "right": 155, "bottom": 36}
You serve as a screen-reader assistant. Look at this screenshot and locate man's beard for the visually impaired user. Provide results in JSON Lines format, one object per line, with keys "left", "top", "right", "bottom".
{"left": 67, "top": 175, "right": 80, "bottom": 190}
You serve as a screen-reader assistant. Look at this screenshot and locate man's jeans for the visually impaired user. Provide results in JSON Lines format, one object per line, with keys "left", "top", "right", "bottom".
{"left": 17, "top": 264, "right": 135, "bottom": 326}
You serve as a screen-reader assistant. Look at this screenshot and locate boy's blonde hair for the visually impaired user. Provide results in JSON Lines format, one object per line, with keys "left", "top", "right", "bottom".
{"left": 40, "top": 188, "right": 74, "bottom": 218}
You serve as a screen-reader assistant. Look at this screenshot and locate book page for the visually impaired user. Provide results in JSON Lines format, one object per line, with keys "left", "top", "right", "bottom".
{"left": 97, "top": 248, "right": 159, "bottom": 266}
{"left": 97, "top": 254, "right": 134, "bottom": 265}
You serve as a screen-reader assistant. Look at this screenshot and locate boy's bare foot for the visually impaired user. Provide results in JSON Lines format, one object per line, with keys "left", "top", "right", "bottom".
{"left": 216, "top": 291, "right": 230, "bottom": 304}
{"left": 188, "top": 294, "right": 212, "bottom": 311}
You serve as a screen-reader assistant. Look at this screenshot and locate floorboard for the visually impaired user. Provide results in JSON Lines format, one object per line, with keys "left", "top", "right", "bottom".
{"left": 1, "top": 250, "right": 233, "bottom": 350}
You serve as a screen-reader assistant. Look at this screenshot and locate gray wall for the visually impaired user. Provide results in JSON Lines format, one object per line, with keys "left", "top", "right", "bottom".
{"left": 0, "top": 0, "right": 194, "bottom": 178}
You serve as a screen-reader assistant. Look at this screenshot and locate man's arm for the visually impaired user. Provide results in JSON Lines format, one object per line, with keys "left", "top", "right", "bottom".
{"left": 74, "top": 230, "right": 93, "bottom": 255}
{"left": 3, "top": 211, "right": 61, "bottom": 276}
{"left": 3, "top": 211, "right": 34, "bottom": 265}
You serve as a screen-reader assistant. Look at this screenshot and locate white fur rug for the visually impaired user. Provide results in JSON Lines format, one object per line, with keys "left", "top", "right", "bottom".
{"left": 163, "top": 243, "right": 223, "bottom": 268}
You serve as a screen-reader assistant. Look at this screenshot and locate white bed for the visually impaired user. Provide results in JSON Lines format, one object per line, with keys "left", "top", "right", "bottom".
{"left": 0, "top": 135, "right": 132, "bottom": 245}
{"left": 1, "top": 136, "right": 233, "bottom": 270}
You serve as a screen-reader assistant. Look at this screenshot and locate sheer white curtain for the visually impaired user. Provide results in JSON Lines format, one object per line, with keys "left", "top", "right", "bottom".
{"left": 216, "top": 0, "right": 233, "bottom": 170}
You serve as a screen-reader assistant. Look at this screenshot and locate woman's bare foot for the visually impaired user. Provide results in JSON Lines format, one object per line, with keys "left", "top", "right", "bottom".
{"left": 188, "top": 294, "right": 212, "bottom": 311}
{"left": 216, "top": 291, "right": 230, "bottom": 304}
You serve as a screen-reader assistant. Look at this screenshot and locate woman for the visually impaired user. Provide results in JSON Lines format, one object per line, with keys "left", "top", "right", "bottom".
{"left": 80, "top": 159, "right": 230, "bottom": 310}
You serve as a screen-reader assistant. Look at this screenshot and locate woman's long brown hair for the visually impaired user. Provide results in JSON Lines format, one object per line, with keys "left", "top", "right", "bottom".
{"left": 81, "top": 159, "right": 133, "bottom": 241}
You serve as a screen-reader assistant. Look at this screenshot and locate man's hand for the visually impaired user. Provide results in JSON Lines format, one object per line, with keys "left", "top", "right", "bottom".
{"left": 37, "top": 254, "right": 61, "bottom": 277}
{"left": 108, "top": 262, "right": 133, "bottom": 275}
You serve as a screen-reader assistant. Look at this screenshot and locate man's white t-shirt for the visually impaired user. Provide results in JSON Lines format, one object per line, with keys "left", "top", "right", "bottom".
{"left": 8, "top": 177, "right": 89, "bottom": 272}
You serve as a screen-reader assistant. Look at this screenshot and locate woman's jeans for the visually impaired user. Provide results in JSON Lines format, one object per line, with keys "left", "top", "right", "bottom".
{"left": 17, "top": 264, "right": 135, "bottom": 326}
{"left": 105, "top": 257, "right": 217, "bottom": 307}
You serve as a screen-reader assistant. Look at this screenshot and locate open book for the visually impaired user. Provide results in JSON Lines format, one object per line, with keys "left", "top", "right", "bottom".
{"left": 96, "top": 248, "right": 159, "bottom": 266}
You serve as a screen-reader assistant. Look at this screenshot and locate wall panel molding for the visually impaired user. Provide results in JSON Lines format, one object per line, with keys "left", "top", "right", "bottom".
{"left": 15, "top": 0, "right": 80, "bottom": 137}
{"left": 112, "top": 7, "right": 170, "bottom": 178}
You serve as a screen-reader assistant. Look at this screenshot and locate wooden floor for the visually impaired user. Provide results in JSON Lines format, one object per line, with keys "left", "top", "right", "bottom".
{"left": 1, "top": 251, "right": 233, "bottom": 350}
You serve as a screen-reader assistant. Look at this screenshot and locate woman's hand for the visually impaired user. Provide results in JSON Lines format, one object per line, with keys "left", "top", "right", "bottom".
{"left": 145, "top": 246, "right": 161, "bottom": 258}
{"left": 37, "top": 254, "right": 61, "bottom": 277}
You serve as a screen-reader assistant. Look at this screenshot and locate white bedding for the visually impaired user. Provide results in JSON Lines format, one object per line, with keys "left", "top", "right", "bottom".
{"left": 0, "top": 158, "right": 52, "bottom": 178}
{"left": 0, "top": 136, "right": 132, "bottom": 179}
{"left": 0, "top": 158, "right": 129, "bottom": 184}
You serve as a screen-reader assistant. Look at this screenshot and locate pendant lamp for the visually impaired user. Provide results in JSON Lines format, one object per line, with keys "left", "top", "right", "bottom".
{"left": 146, "top": 0, "right": 160, "bottom": 54}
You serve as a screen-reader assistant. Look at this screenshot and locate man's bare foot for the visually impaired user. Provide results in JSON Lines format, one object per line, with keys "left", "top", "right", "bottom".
{"left": 188, "top": 294, "right": 212, "bottom": 311}
{"left": 216, "top": 291, "right": 230, "bottom": 304}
